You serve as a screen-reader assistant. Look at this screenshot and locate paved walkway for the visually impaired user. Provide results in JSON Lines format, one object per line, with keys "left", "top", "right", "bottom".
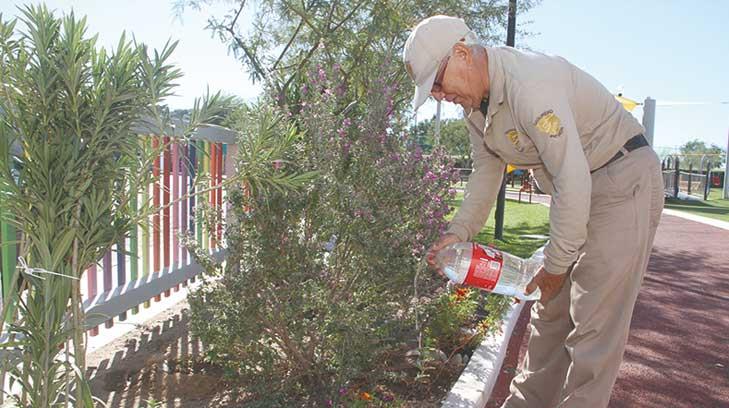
{"left": 485, "top": 213, "right": 729, "bottom": 407}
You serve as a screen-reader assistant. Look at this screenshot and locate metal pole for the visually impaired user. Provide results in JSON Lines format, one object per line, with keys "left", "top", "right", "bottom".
{"left": 506, "top": 0, "right": 517, "bottom": 46}
{"left": 704, "top": 160, "right": 711, "bottom": 201}
{"left": 725, "top": 128, "right": 729, "bottom": 199}
{"left": 674, "top": 156, "right": 680, "bottom": 198}
{"left": 687, "top": 162, "right": 693, "bottom": 195}
{"left": 435, "top": 101, "right": 442, "bottom": 147}
{"left": 494, "top": 0, "right": 517, "bottom": 241}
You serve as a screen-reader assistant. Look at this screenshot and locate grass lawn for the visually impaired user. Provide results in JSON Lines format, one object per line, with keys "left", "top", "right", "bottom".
{"left": 448, "top": 192, "right": 550, "bottom": 258}
{"left": 664, "top": 188, "right": 729, "bottom": 223}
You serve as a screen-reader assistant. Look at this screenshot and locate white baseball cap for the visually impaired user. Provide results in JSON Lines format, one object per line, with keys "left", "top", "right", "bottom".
{"left": 403, "top": 15, "right": 473, "bottom": 110}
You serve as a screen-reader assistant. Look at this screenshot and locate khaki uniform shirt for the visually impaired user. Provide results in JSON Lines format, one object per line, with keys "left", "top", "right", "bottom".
{"left": 447, "top": 46, "right": 645, "bottom": 275}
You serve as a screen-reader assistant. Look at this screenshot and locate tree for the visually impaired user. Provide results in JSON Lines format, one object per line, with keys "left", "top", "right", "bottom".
{"left": 176, "top": 0, "right": 539, "bottom": 116}
{"left": 679, "top": 139, "right": 726, "bottom": 170}
{"left": 0, "top": 6, "right": 229, "bottom": 406}
{"left": 413, "top": 116, "right": 471, "bottom": 161}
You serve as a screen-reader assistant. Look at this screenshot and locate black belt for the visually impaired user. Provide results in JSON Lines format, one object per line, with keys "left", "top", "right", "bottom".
{"left": 591, "top": 134, "right": 648, "bottom": 173}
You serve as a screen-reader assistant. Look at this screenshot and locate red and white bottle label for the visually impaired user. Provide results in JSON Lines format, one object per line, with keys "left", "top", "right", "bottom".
{"left": 463, "top": 243, "right": 503, "bottom": 291}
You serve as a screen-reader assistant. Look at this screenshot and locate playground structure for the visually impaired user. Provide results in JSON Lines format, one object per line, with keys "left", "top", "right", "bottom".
{"left": 661, "top": 154, "right": 724, "bottom": 200}
{"left": 455, "top": 167, "right": 536, "bottom": 204}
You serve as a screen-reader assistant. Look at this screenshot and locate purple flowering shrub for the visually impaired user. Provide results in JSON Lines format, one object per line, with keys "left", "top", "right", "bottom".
{"left": 188, "top": 64, "right": 459, "bottom": 405}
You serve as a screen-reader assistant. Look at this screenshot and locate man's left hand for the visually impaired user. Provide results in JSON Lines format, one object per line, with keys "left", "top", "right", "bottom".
{"left": 525, "top": 266, "right": 568, "bottom": 304}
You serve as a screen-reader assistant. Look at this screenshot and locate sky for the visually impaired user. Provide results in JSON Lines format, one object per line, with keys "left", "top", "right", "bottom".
{"left": 1, "top": 0, "right": 728, "bottom": 151}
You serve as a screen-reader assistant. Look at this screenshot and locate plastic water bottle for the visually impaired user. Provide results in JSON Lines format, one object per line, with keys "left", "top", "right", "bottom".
{"left": 436, "top": 243, "right": 545, "bottom": 301}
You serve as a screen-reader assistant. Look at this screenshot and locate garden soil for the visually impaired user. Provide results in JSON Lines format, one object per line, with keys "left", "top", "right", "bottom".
{"left": 87, "top": 300, "right": 245, "bottom": 407}
{"left": 86, "top": 298, "right": 452, "bottom": 407}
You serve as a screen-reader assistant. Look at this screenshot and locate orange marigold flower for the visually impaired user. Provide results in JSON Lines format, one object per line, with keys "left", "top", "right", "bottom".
{"left": 360, "top": 392, "right": 373, "bottom": 401}
{"left": 454, "top": 287, "right": 469, "bottom": 300}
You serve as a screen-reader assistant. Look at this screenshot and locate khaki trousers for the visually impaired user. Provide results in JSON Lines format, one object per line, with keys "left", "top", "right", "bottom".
{"left": 503, "top": 146, "right": 664, "bottom": 408}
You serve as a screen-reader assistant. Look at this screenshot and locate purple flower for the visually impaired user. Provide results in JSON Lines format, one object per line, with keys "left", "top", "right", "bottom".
{"left": 414, "top": 149, "right": 423, "bottom": 161}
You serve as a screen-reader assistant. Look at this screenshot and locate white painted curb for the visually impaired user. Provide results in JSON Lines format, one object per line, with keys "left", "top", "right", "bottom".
{"left": 442, "top": 300, "right": 525, "bottom": 408}
{"left": 662, "top": 208, "right": 729, "bottom": 230}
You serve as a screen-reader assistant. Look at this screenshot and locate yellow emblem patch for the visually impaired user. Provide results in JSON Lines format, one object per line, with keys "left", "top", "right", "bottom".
{"left": 535, "top": 110, "right": 563, "bottom": 137}
{"left": 506, "top": 129, "right": 524, "bottom": 152}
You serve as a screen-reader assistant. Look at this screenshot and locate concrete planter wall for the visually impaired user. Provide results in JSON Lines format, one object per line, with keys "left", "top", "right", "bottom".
{"left": 442, "top": 300, "right": 525, "bottom": 408}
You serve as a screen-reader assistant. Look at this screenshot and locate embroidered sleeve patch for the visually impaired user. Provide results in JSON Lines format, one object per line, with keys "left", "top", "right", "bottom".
{"left": 506, "top": 129, "right": 524, "bottom": 152}
{"left": 535, "top": 110, "right": 563, "bottom": 137}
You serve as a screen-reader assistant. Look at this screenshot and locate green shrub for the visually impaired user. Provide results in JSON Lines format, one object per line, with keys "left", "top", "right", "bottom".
{"left": 188, "top": 65, "right": 458, "bottom": 405}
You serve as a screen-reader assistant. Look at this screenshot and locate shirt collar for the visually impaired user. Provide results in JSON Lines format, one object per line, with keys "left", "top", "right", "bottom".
{"left": 485, "top": 47, "right": 506, "bottom": 116}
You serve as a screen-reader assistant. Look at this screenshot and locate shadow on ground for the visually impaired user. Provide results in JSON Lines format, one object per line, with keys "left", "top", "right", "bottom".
{"left": 87, "top": 302, "right": 241, "bottom": 407}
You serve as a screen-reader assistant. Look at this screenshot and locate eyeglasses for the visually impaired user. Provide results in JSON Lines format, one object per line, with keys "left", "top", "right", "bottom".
{"left": 432, "top": 55, "right": 450, "bottom": 91}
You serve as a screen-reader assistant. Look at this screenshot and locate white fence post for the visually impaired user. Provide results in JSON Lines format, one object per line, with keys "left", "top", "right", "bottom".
{"left": 642, "top": 97, "right": 656, "bottom": 146}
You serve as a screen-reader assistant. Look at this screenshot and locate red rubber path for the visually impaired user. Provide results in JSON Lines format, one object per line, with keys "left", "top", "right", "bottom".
{"left": 486, "top": 214, "right": 729, "bottom": 407}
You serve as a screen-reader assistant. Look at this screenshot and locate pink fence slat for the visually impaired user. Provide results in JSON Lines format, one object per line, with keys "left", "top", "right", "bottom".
{"left": 163, "top": 136, "right": 171, "bottom": 297}
{"left": 172, "top": 141, "right": 180, "bottom": 292}
{"left": 87, "top": 264, "right": 99, "bottom": 336}
{"left": 180, "top": 145, "right": 185, "bottom": 265}
{"left": 152, "top": 136, "right": 161, "bottom": 302}
{"left": 209, "top": 142, "right": 217, "bottom": 248}
{"left": 116, "top": 241, "right": 127, "bottom": 321}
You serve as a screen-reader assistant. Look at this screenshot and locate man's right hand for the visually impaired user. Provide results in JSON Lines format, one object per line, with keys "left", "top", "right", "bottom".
{"left": 426, "top": 233, "right": 462, "bottom": 276}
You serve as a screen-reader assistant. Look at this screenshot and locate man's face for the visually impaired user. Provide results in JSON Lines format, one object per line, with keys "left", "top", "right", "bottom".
{"left": 430, "top": 44, "right": 480, "bottom": 109}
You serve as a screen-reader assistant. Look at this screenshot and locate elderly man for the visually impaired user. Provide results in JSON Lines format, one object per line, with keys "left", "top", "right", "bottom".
{"left": 404, "top": 15, "right": 664, "bottom": 408}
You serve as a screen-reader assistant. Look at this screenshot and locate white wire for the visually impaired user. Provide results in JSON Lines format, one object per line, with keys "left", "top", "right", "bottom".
{"left": 16, "top": 257, "right": 80, "bottom": 280}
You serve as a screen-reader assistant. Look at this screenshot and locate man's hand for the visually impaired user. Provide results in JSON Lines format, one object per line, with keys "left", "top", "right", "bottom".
{"left": 525, "top": 266, "right": 568, "bottom": 304}
{"left": 426, "top": 233, "right": 461, "bottom": 276}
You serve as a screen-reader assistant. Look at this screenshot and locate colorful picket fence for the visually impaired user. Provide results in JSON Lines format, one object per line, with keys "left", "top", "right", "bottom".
{"left": 0, "top": 126, "right": 235, "bottom": 337}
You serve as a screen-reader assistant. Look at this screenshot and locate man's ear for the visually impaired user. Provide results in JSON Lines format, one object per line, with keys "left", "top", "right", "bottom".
{"left": 452, "top": 42, "right": 472, "bottom": 64}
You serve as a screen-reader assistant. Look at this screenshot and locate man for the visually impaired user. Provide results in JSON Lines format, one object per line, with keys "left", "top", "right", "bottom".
{"left": 403, "top": 15, "right": 664, "bottom": 408}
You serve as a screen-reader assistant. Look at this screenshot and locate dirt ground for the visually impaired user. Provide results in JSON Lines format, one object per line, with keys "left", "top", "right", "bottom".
{"left": 87, "top": 299, "right": 244, "bottom": 408}
{"left": 86, "top": 297, "right": 451, "bottom": 408}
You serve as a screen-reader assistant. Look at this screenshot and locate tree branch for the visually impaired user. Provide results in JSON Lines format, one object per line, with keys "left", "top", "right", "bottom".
{"left": 281, "top": 0, "right": 323, "bottom": 37}
{"left": 330, "top": 0, "right": 368, "bottom": 32}
{"left": 271, "top": 18, "right": 305, "bottom": 72}
{"left": 225, "top": 1, "right": 269, "bottom": 83}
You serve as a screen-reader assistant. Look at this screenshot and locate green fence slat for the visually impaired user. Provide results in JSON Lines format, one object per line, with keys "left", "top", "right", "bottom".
{"left": 1, "top": 217, "right": 16, "bottom": 300}
{"left": 1, "top": 156, "right": 17, "bottom": 306}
